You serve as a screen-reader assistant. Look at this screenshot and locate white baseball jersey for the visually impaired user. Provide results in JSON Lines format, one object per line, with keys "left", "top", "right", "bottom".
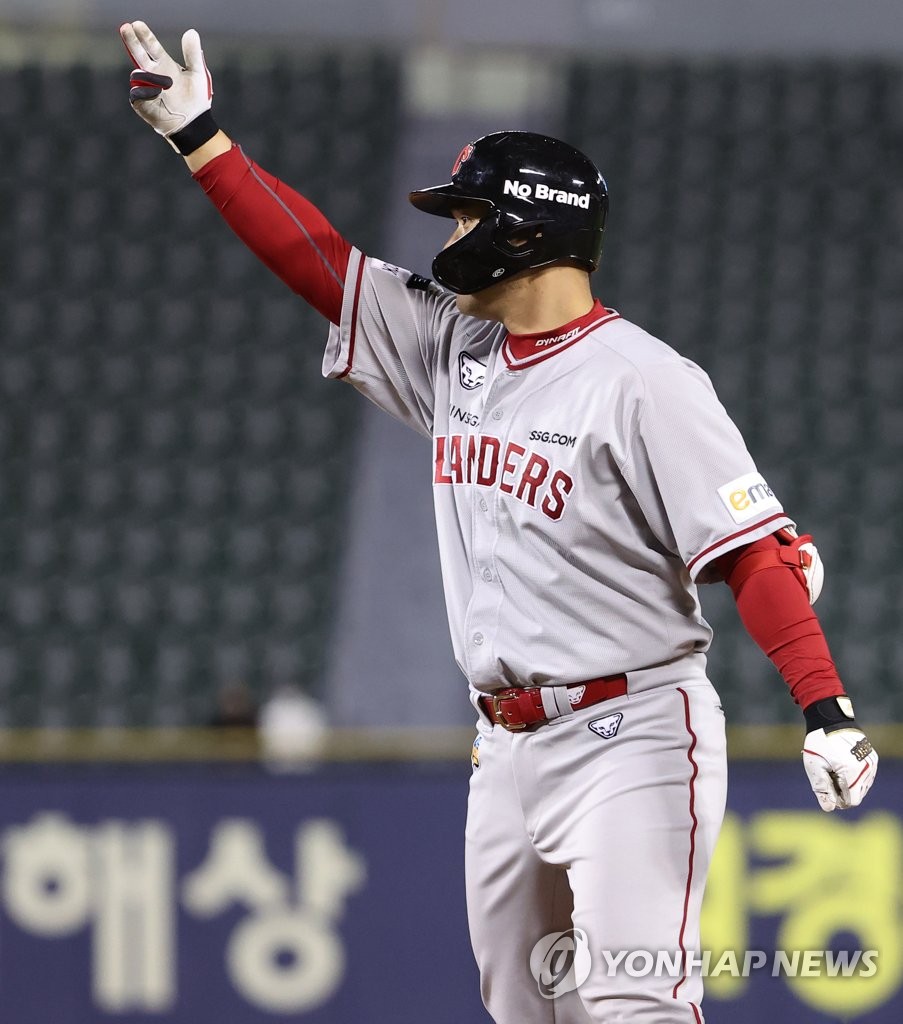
{"left": 323, "top": 249, "right": 793, "bottom": 695}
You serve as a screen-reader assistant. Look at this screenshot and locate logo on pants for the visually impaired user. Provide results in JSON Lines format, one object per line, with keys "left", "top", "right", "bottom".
{"left": 588, "top": 712, "right": 623, "bottom": 739}
{"left": 529, "top": 928, "right": 592, "bottom": 999}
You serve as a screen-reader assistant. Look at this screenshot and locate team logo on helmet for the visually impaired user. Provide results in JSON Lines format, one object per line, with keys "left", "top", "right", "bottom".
{"left": 452, "top": 142, "right": 475, "bottom": 176}
{"left": 459, "top": 352, "right": 487, "bottom": 390}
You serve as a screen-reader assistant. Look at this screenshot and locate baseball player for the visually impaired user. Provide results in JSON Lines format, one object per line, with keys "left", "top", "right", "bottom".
{"left": 120, "top": 22, "right": 878, "bottom": 1023}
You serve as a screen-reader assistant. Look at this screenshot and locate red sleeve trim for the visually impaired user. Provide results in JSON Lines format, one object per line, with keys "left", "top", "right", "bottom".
{"left": 336, "top": 254, "right": 367, "bottom": 380}
{"left": 720, "top": 535, "right": 845, "bottom": 708}
{"left": 243, "top": 158, "right": 345, "bottom": 290}
{"left": 193, "top": 144, "right": 352, "bottom": 325}
{"left": 686, "top": 511, "right": 787, "bottom": 575}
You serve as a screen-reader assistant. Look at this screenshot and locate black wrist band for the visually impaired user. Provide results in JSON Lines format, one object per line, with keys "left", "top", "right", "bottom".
{"left": 170, "top": 110, "right": 219, "bottom": 156}
{"left": 804, "top": 696, "right": 856, "bottom": 734}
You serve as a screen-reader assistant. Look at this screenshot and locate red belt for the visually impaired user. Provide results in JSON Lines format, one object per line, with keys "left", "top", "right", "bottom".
{"left": 479, "top": 675, "right": 628, "bottom": 732}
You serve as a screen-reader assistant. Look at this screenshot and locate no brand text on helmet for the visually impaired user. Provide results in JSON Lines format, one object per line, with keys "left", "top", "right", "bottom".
{"left": 503, "top": 179, "right": 591, "bottom": 209}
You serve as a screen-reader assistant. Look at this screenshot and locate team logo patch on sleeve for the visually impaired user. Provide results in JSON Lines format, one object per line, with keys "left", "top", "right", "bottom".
{"left": 459, "top": 352, "right": 487, "bottom": 390}
{"left": 717, "top": 472, "right": 782, "bottom": 524}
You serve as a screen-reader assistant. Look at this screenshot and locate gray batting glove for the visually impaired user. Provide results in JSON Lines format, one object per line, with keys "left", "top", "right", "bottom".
{"left": 802, "top": 697, "right": 878, "bottom": 812}
{"left": 119, "top": 21, "right": 218, "bottom": 155}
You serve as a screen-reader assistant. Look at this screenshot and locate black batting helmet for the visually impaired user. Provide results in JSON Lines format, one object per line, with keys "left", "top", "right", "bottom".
{"left": 409, "top": 131, "right": 608, "bottom": 295}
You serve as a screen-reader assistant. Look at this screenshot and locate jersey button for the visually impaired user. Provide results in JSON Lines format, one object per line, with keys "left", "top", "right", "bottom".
{"left": 481, "top": 568, "right": 493, "bottom": 582}
{"left": 479, "top": 498, "right": 489, "bottom": 512}
{"left": 472, "top": 632, "right": 484, "bottom": 646}
{"left": 491, "top": 409, "right": 503, "bottom": 421}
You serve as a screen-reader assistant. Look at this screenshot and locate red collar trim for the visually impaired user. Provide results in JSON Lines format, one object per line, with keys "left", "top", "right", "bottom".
{"left": 502, "top": 300, "right": 620, "bottom": 369}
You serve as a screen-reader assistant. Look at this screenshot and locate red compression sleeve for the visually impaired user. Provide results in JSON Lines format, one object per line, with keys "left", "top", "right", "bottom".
{"left": 192, "top": 144, "right": 352, "bottom": 325}
{"left": 713, "top": 535, "right": 845, "bottom": 709}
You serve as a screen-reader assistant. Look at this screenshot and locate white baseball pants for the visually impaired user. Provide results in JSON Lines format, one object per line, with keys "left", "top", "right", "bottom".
{"left": 465, "top": 678, "right": 728, "bottom": 1023}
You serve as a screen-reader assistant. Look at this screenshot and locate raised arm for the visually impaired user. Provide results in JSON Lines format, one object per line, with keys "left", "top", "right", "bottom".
{"left": 119, "top": 21, "right": 352, "bottom": 324}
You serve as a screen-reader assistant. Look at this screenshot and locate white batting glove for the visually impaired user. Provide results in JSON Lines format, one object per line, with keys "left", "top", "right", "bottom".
{"left": 802, "top": 698, "right": 878, "bottom": 812}
{"left": 119, "top": 21, "right": 217, "bottom": 154}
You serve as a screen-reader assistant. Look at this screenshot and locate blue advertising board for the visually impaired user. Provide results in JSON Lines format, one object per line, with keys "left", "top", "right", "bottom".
{"left": 0, "top": 760, "right": 900, "bottom": 1023}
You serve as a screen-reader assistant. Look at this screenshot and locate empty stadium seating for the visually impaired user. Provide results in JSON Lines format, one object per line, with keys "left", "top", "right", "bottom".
{"left": 0, "top": 56, "right": 401, "bottom": 726}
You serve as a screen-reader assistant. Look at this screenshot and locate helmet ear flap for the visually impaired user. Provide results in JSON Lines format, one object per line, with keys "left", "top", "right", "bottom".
{"left": 495, "top": 220, "right": 546, "bottom": 258}
{"left": 432, "top": 214, "right": 513, "bottom": 293}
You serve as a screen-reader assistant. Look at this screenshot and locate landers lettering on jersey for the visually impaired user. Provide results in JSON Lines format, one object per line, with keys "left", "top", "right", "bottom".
{"left": 503, "top": 179, "right": 591, "bottom": 209}
{"left": 433, "top": 433, "right": 574, "bottom": 522}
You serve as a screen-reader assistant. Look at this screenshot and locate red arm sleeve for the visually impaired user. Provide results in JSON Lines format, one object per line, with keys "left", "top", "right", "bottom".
{"left": 713, "top": 535, "right": 846, "bottom": 709}
{"left": 192, "top": 143, "right": 352, "bottom": 325}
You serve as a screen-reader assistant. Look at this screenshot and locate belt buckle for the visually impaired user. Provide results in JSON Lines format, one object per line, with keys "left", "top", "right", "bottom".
{"left": 491, "top": 692, "right": 528, "bottom": 732}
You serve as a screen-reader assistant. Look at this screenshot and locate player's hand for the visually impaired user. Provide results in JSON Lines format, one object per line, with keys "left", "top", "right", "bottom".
{"left": 802, "top": 719, "right": 878, "bottom": 812}
{"left": 119, "top": 21, "right": 216, "bottom": 153}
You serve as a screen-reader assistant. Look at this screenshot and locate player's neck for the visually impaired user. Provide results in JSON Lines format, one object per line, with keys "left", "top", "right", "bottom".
{"left": 497, "top": 267, "right": 596, "bottom": 336}
{"left": 504, "top": 296, "right": 598, "bottom": 338}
